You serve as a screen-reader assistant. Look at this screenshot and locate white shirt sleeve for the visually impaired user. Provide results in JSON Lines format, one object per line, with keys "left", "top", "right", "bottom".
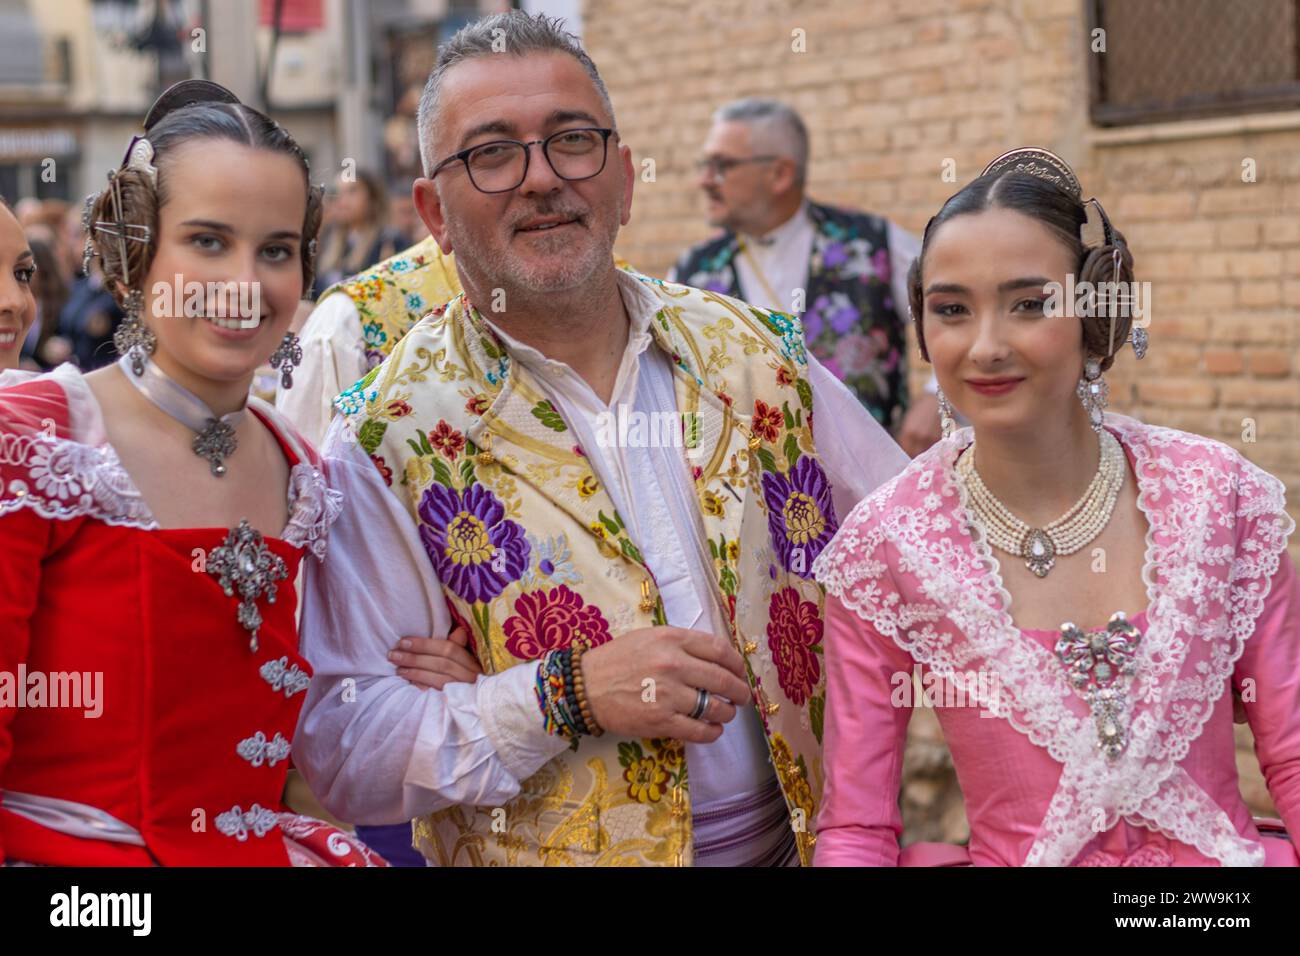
{"left": 291, "top": 418, "right": 569, "bottom": 825}
{"left": 274, "top": 294, "right": 370, "bottom": 448}
{"left": 807, "top": 353, "right": 911, "bottom": 522}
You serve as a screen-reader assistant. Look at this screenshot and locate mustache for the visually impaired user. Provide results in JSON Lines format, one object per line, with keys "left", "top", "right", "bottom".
{"left": 506, "top": 199, "right": 590, "bottom": 230}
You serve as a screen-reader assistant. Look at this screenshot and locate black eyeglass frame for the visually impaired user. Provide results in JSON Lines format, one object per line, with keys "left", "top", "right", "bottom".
{"left": 428, "top": 127, "right": 618, "bottom": 194}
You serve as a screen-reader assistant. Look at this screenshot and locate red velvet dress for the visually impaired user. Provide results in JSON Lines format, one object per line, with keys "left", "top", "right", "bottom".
{"left": 0, "top": 365, "right": 378, "bottom": 866}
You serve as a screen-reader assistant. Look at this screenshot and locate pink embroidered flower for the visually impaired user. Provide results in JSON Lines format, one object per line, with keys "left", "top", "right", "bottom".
{"left": 384, "top": 399, "right": 413, "bottom": 419}
{"left": 1075, "top": 844, "right": 1174, "bottom": 867}
{"left": 465, "top": 394, "right": 490, "bottom": 416}
{"left": 430, "top": 420, "right": 466, "bottom": 460}
{"left": 832, "top": 332, "right": 881, "bottom": 377}
{"left": 503, "top": 585, "right": 613, "bottom": 660}
{"left": 766, "top": 587, "right": 823, "bottom": 706}
{"left": 370, "top": 454, "right": 393, "bottom": 487}
{"left": 752, "top": 399, "right": 784, "bottom": 443}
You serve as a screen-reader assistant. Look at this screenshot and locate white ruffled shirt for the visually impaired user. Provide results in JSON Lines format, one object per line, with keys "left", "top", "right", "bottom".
{"left": 291, "top": 271, "right": 909, "bottom": 857}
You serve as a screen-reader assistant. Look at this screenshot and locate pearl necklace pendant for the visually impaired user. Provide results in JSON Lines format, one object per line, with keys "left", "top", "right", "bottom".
{"left": 1020, "top": 527, "right": 1056, "bottom": 577}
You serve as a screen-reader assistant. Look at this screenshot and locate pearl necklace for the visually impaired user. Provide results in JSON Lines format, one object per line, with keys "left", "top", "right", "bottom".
{"left": 957, "top": 429, "right": 1125, "bottom": 578}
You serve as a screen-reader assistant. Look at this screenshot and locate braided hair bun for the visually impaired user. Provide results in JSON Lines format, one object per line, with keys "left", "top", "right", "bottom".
{"left": 87, "top": 80, "right": 323, "bottom": 306}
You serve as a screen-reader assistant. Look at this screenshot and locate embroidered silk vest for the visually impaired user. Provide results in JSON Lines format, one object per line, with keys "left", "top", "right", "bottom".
{"left": 337, "top": 271, "right": 837, "bottom": 866}
{"left": 322, "top": 236, "right": 462, "bottom": 368}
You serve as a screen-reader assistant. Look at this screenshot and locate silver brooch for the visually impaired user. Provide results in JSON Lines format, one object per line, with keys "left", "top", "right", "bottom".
{"left": 1055, "top": 611, "right": 1142, "bottom": 759}
{"left": 207, "top": 520, "right": 289, "bottom": 652}
{"left": 193, "top": 418, "right": 239, "bottom": 477}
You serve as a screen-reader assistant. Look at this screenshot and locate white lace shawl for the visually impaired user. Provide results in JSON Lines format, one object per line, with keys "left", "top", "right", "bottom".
{"left": 812, "top": 414, "right": 1294, "bottom": 866}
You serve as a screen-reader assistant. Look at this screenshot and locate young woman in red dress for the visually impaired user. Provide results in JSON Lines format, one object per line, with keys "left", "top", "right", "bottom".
{"left": 0, "top": 81, "right": 406, "bottom": 866}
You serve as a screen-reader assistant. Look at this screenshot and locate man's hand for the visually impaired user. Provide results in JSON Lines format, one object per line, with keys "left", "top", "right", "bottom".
{"left": 579, "top": 627, "right": 752, "bottom": 744}
{"left": 390, "top": 625, "right": 482, "bottom": 690}
{"left": 897, "top": 392, "right": 941, "bottom": 458}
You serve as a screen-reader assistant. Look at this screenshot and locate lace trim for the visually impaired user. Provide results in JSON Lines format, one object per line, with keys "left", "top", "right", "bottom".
{"left": 0, "top": 433, "right": 340, "bottom": 556}
{"left": 282, "top": 463, "right": 344, "bottom": 560}
{"left": 812, "top": 415, "right": 1289, "bottom": 867}
{"left": 0, "top": 433, "right": 156, "bottom": 530}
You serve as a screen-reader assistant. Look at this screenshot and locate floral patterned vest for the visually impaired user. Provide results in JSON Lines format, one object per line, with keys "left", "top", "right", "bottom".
{"left": 336, "top": 271, "right": 837, "bottom": 866}
{"left": 322, "top": 236, "right": 462, "bottom": 369}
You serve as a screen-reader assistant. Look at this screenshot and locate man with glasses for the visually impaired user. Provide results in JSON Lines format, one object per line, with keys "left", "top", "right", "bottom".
{"left": 672, "top": 99, "right": 941, "bottom": 450}
{"left": 294, "top": 11, "right": 908, "bottom": 867}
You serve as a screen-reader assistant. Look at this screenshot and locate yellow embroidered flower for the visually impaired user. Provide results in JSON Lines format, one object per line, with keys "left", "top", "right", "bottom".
{"left": 782, "top": 491, "right": 826, "bottom": 545}
{"left": 650, "top": 737, "right": 685, "bottom": 772}
{"left": 701, "top": 490, "right": 725, "bottom": 517}
{"left": 624, "top": 755, "right": 670, "bottom": 804}
{"left": 770, "top": 734, "right": 814, "bottom": 821}
{"left": 577, "top": 474, "right": 599, "bottom": 498}
{"left": 726, "top": 540, "right": 740, "bottom": 562}
{"left": 404, "top": 455, "right": 433, "bottom": 489}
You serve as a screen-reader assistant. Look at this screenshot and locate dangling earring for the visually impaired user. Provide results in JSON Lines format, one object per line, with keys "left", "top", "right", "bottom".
{"left": 1129, "top": 326, "right": 1148, "bottom": 360}
{"left": 1076, "top": 357, "right": 1109, "bottom": 432}
{"left": 936, "top": 387, "right": 956, "bottom": 440}
{"left": 270, "top": 331, "right": 303, "bottom": 389}
{"left": 113, "top": 288, "right": 157, "bottom": 377}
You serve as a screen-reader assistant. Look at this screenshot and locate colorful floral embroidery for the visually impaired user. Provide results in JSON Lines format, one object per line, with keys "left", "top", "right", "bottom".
{"left": 617, "top": 739, "right": 684, "bottom": 804}
{"left": 752, "top": 399, "right": 784, "bottom": 443}
{"left": 502, "top": 584, "right": 613, "bottom": 659}
{"left": 762, "top": 456, "right": 837, "bottom": 579}
{"left": 417, "top": 482, "right": 530, "bottom": 604}
{"left": 766, "top": 587, "right": 823, "bottom": 706}
{"left": 429, "top": 420, "right": 466, "bottom": 460}
{"left": 521, "top": 533, "right": 581, "bottom": 587}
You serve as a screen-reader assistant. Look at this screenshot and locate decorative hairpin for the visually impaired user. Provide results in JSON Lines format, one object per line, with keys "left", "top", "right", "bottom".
{"left": 982, "top": 146, "right": 1083, "bottom": 200}
{"left": 122, "top": 136, "right": 158, "bottom": 187}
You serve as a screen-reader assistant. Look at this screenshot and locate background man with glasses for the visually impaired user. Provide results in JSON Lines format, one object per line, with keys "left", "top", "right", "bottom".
{"left": 671, "top": 98, "right": 942, "bottom": 451}
{"left": 294, "top": 11, "right": 908, "bottom": 868}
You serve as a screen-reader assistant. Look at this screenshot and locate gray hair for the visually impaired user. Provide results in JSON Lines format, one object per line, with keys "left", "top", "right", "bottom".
{"left": 713, "top": 98, "right": 809, "bottom": 188}
{"left": 417, "top": 11, "right": 617, "bottom": 177}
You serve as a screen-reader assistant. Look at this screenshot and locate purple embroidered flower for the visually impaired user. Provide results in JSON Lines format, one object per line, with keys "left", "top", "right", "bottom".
{"left": 762, "top": 457, "right": 838, "bottom": 579}
{"left": 418, "top": 483, "right": 530, "bottom": 603}
{"left": 822, "top": 242, "right": 848, "bottom": 269}
{"left": 826, "top": 296, "right": 860, "bottom": 335}
{"left": 871, "top": 247, "right": 891, "bottom": 282}
{"left": 802, "top": 304, "right": 824, "bottom": 340}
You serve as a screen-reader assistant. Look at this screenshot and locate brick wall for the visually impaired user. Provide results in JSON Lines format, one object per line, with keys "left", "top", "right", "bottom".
{"left": 584, "top": 0, "right": 1297, "bottom": 843}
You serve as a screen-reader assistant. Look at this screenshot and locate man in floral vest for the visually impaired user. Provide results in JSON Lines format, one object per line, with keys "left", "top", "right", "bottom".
{"left": 294, "top": 10, "right": 907, "bottom": 867}
{"left": 671, "top": 98, "right": 942, "bottom": 452}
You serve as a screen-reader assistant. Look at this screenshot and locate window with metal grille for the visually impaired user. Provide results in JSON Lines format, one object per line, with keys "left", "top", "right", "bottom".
{"left": 1087, "top": 0, "right": 1300, "bottom": 126}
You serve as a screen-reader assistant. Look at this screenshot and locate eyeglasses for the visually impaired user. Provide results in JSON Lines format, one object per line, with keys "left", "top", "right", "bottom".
{"left": 695, "top": 154, "right": 779, "bottom": 181}
{"left": 429, "top": 127, "right": 616, "bottom": 194}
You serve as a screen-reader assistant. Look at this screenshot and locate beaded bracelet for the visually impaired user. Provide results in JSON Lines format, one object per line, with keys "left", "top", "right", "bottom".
{"left": 534, "top": 649, "right": 586, "bottom": 739}
{"left": 571, "top": 644, "right": 603, "bottom": 737}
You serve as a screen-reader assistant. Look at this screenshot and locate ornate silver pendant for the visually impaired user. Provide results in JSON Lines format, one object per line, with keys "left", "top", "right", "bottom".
{"left": 207, "top": 520, "right": 288, "bottom": 652}
{"left": 193, "top": 418, "right": 238, "bottom": 476}
{"left": 1055, "top": 611, "right": 1142, "bottom": 759}
{"left": 1020, "top": 527, "right": 1056, "bottom": 578}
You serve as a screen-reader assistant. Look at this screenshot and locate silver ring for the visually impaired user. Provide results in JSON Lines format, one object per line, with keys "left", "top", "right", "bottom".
{"left": 688, "top": 688, "right": 710, "bottom": 721}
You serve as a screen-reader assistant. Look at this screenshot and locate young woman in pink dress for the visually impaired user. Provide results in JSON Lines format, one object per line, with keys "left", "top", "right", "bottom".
{"left": 812, "top": 148, "right": 1298, "bottom": 867}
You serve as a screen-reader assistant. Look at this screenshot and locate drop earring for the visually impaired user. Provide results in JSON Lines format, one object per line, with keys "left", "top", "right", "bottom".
{"left": 936, "top": 387, "right": 956, "bottom": 440}
{"left": 1076, "top": 357, "right": 1109, "bottom": 432}
{"left": 113, "top": 288, "right": 157, "bottom": 377}
{"left": 270, "top": 331, "right": 302, "bottom": 390}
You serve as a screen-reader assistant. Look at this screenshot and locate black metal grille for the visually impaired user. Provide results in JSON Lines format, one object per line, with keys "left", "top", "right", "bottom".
{"left": 1087, "top": 0, "right": 1300, "bottom": 125}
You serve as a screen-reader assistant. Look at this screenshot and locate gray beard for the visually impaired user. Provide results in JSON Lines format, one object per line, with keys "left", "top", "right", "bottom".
{"left": 445, "top": 210, "right": 619, "bottom": 302}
